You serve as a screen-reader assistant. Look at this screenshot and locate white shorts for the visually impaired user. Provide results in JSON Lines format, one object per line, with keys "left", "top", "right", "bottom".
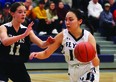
{"left": 68, "top": 63, "right": 99, "bottom": 82}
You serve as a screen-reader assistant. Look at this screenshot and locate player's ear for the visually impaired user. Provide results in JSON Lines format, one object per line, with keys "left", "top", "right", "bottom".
{"left": 10, "top": 12, "right": 15, "bottom": 18}
{"left": 78, "top": 19, "right": 83, "bottom": 25}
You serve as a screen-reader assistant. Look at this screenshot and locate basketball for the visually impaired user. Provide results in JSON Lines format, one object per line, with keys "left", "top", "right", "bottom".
{"left": 74, "top": 42, "right": 96, "bottom": 62}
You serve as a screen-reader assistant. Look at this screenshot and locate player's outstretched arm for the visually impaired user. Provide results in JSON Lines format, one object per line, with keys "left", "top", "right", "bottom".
{"left": 29, "top": 32, "right": 63, "bottom": 60}
{"left": 0, "top": 22, "right": 33, "bottom": 46}
{"left": 88, "top": 33, "right": 100, "bottom": 67}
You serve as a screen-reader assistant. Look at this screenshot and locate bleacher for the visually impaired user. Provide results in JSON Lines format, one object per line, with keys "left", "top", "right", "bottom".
{"left": 111, "top": 36, "right": 116, "bottom": 44}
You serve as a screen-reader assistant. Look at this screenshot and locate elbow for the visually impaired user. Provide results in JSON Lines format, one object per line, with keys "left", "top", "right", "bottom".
{"left": 40, "top": 42, "right": 48, "bottom": 49}
{"left": 92, "top": 56, "right": 100, "bottom": 67}
{"left": 40, "top": 45, "right": 46, "bottom": 49}
{"left": 1, "top": 40, "right": 9, "bottom": 46}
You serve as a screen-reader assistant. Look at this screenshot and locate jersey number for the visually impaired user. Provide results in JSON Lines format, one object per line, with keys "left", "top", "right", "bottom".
{"left": 9, "top": 44, "right": 20, "bottom": 55}
{"left": 69, "top": 50, "right": 74, "bottom": 61}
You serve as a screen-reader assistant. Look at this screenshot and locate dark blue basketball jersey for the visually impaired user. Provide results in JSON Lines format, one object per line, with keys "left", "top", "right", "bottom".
{"left": 0, "top": 22, "right": 31, "bottom": 63}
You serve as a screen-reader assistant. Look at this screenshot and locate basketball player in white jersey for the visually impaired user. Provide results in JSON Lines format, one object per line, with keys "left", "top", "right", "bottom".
{"left": 30, "top": 8, "right": 100, "bottom": 82}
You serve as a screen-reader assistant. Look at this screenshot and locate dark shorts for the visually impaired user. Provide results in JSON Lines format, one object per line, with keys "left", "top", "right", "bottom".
{"left": 0, "top": 62, "right": 31, "bottom": 82}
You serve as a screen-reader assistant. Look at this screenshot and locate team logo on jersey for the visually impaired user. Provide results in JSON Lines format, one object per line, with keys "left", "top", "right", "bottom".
{"left": 66, "top": 42, "right": 76, "bottom": 48}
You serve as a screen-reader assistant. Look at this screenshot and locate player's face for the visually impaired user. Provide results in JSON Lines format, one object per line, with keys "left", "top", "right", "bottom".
{"left": 65, "top": 11, "right": 82, "bottom": 30}
{"left": 13, "top": 6, "right": 26, "bottom": 23}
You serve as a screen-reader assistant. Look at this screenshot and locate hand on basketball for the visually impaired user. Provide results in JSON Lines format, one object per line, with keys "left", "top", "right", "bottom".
{"left": 46, "top": 36, "right": 55, "bottom": 44}
{"left": 23, "top": 21, "right": 34, "bottom": 37}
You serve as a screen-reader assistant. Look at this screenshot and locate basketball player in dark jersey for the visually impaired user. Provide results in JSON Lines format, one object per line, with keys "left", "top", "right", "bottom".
{"left": 0, "top": 2, "right": 54, "bottom": 82}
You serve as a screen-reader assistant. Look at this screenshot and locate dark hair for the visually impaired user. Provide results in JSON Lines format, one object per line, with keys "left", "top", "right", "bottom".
{"left": 39, "top": 0, "right": 45, "bottom": 4}
{"left": 10, "top": 2, "right": 24, "bottom": 12}
{"left": 69, "top": 8, "right": 94, "bottom": 35}
{"left": 7, "top": 2, "right": 25, "bottom": 22}
{"left": 69, "top": 8, "right": 84, "bottom": 20}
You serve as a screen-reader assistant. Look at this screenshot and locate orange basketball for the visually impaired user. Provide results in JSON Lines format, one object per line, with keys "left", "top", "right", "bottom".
{"left": 74, "top": 42, "right": 96, "bottom": 62}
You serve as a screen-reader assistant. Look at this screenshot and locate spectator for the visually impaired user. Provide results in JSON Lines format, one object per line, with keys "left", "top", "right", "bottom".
{"left": 99, "top": 2, "right": 115, "bottom": 40}
{"left": 87, "top": 0, "right": 103, "bottom": 32}
{"left": 46, "top": 1, "right": 59, "bottom": 35}
{"left": 56, "top": 1, "right": 68, "bottom": 32}
{"left": 3, "top": 2, "right": 11, "bottom": 23}
{"left": 23, "top": 0, "right": 33, "bottom": 26}
{"left": 32, "top": 0, "right": 47, "bottom": 34}
{"left": 24, "top": 0, "right": 33, "bottom": 18}
{"left": 109, "top": 0, "right": 116, "bottom": 13}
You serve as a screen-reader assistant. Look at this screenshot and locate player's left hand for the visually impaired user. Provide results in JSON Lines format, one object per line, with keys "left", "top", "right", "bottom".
{"left": 29, "top": 52, "right": 38, "bottom": 60}
{"left": 23, "top": 21, "right": 34, "bottom": 37}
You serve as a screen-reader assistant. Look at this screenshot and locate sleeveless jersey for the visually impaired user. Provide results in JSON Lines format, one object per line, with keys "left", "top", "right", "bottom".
{"left": 62, "top": 29, "right": 90, "bottom": 65}
{"left": 0, "top": 22, "right": 31, "bottom": 63}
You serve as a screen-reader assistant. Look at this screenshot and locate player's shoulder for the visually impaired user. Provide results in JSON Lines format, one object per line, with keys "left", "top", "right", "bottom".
{"left": 2, "top": 22, "right": 12, "bottom": 27}
{"left": 0, "top": 22, "right": 12, "bottom": 31}
{"left": 83, "top": 29, "right": 90, "bottom": 34}
{"left": 83, "top": 29, "right": 91, "bottom": 36}
{"left": 2, "top": 22, "right": 27, "bottom": 29}
{"left": 62, "top": 29, "right": 68, "bottom": 34}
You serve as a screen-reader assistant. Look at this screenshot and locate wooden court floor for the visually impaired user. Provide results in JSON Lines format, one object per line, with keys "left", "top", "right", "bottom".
{"left": 8, "top": 69, "right": 116, "bottom": 82}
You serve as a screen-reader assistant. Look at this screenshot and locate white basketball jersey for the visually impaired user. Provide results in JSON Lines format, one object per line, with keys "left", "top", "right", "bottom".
{"left": 62, "top": 29, "right": 90, "bottom": 65}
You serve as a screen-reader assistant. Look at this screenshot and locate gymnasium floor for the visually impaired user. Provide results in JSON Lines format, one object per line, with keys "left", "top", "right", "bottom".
{"left": 8, "top": 62, "right": 116, "bottom": 82}
{"left": 8, "top": 69, "right": 116, "bottom": 82}
{"left": 28, "top": 69, "right": 116, "bottom": 82}
{"left": 29, "top": 70, "right": 116, "bottom": 82}
{"left": 9, "top": 70, "right": 116, "bottom": 82}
